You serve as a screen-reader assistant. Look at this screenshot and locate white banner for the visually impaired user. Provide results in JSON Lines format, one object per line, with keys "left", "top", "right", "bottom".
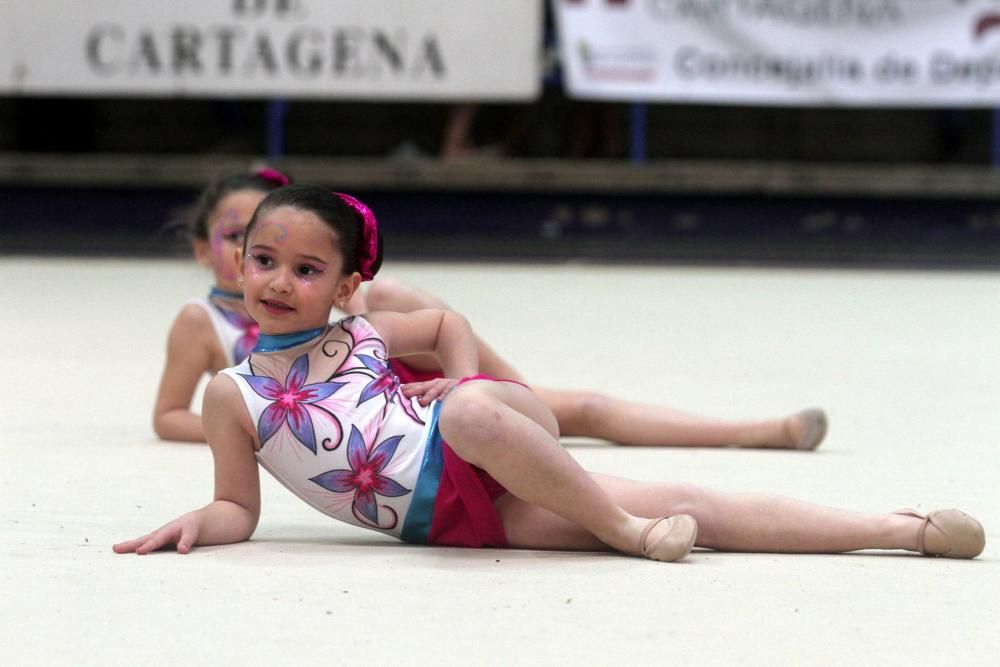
{"left": 0, "top": 0, "right": 541, "bottom": 100}
{"left": 555, "top": 0, "right": 1000, "bottom": 106}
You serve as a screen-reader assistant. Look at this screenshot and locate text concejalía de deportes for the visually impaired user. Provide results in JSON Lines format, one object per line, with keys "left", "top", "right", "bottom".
{"left": 675, "top": 47, "right": 864, "bottom": 85}
{"left": 675, "top": 47, "right": 1000, "bottom": 88}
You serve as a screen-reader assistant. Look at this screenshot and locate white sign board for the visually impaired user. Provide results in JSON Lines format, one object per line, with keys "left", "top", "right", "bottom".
{"left": 0, "top": 0, "right": 542, "bottom": 100}
{"left": 555, "top": 0, "right": 1000, "bottom": 106}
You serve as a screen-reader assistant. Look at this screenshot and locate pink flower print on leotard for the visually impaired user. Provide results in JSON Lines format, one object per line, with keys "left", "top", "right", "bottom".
{"left": 218, "top": 309, "right": 259, "bottom": 364}
{"left": 207, "top": 288, "right": 260, "bottom": 364}
{"left": 354, "top": 353, "right": 425, "bottom": 425}
{"left": 220, "top": 316, "right": 435, "bottom": 539}
{"left": 309, "top": 425, "right": 411, "bottom": 529}
{"left": 240, "top": 354, "right": 346, "bottom": 454}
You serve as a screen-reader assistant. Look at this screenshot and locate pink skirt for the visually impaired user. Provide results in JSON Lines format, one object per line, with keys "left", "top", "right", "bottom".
{"left": 396, "top": 368, "right": 528, "bottom": 549}
{"left": 389, "top": 358, "right": 442, "bottom": 384}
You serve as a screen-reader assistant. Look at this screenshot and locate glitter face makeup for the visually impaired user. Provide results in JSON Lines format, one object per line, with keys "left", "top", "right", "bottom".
{"left": 203, "top": 190, "right": 267, "bottom": 292}
{"left": 255, "top": 220, "right": 290, "bottom": 246}
{"left": 241, "top": 207, "right": 351, "bottom": 335}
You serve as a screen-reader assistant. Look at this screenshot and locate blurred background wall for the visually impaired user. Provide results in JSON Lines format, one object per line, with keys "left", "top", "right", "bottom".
{"left": 2, "top": 0, "right": 1000, "bottom": 266}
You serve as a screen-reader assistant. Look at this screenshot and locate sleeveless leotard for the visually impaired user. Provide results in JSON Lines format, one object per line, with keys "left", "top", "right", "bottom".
{"left": 187, "top": 288, "right": 259, "bottom": 367}
{"left": 219, "top": 315, "right": 508, "bottom": 547}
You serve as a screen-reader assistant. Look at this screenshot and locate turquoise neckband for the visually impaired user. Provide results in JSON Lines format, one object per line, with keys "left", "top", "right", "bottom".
{"left": 210, "top": 286, "right": 245, "bottom": 301}
{"left": 254, "top": 326, "right": 327, "bottom": 353}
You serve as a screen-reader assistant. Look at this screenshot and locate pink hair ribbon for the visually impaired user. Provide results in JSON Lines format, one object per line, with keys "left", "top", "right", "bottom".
{"left": 255, "top": 167, "right": 290, "bottom": 186}
{"left": 335, "top": 193, "right": 379, "bottom": 281}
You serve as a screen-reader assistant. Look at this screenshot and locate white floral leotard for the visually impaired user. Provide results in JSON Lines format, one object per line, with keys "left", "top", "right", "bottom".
{"left": 219, "top": 316, "right": 444, "bottom": 541}
{"left": 187, "top": 288, "right": 260, "bottom": 367}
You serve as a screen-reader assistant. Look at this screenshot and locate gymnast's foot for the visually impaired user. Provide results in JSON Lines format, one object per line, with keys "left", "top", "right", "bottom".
{"left": 893, "top": 508, "right": 985, "bottom": 559}
{"left": 781, "top": 409, "right": 828, "bottom": 450}
{"left": 742, "top": 409, "right": 828, "bottom": 450}
{"left": 637, "top": 515, "right": 698, "bottom": 562}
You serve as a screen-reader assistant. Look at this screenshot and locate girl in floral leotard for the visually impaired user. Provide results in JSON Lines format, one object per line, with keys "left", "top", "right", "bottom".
{"left": 156, "top": 169, "right": 828, "bottom": 451}
{"left": 117, "top": 185, "right": 984, "bottom": 562}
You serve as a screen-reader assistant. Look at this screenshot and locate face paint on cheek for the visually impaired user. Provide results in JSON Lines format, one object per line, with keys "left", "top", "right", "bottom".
{"left": 209, "top": 209, "right": 243, "bottom": 281}
{"left": 245, "top": 260, "right": 263, "bottom": 280}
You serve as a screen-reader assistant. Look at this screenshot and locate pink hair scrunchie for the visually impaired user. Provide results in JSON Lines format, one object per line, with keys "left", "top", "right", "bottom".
{"left": 255, "top": 167, "right": 290, "bottom": 186}
{"left": 335, "top": 192, "right": 379, "bottom": 281}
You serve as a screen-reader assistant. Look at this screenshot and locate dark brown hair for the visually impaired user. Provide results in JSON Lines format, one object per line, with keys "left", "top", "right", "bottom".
{"left": 245, "top": 184, "right": 384, "bottom": 277}
{"left": 180, "top": 170, "right": 290, "bottom": 241}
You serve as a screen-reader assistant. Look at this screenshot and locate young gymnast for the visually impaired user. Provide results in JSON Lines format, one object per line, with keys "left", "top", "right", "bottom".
{"left": 116, "top": 185, "right": 985, "bottom": 561}
{"left": 153, "top": 169, "right": 290, "bottom": 442}
{"left": 155, "top": 169, "right": 828, "bottom": 449}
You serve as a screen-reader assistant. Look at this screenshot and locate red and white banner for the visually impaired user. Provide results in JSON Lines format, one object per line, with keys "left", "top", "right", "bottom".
{"left": 0, "top": 0, "right": 542, "bottom": 100}
{"left": 555, "top": 0, "right": 1000, "bottom": 106}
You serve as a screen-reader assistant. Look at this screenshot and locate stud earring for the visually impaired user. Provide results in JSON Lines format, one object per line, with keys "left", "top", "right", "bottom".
{"left": 237, "top": 276, "right": 244, "bottom": 286}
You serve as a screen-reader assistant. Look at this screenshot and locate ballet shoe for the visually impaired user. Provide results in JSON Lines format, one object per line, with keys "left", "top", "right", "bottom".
{"left": 783, "top": 409, "right": 828, "bottom": 450}
{"left": 638, "top": 515, "right": 698, "bottom": 562}
{"left": 892, "top": 508, "right": 985, "bottom": 559}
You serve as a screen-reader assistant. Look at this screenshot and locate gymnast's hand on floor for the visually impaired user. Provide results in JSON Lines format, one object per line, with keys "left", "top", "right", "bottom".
{"left": 113, "top": 513, "right": 201, "bottom": 555}
{"left": 401, "top": 378, "right": 459, "bottom": 406}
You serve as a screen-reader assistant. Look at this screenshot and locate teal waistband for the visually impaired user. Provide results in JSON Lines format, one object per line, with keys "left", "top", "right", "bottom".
{"left": 400, "top": 401, "right": 444, "bottom": 544}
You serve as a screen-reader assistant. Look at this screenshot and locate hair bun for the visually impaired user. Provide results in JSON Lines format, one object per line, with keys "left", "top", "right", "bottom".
{"left": 334, "top": 193, "right": 379, "bottom": 281}
{"left": 255, "top": 168, "right": 290, "bottom": 186}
